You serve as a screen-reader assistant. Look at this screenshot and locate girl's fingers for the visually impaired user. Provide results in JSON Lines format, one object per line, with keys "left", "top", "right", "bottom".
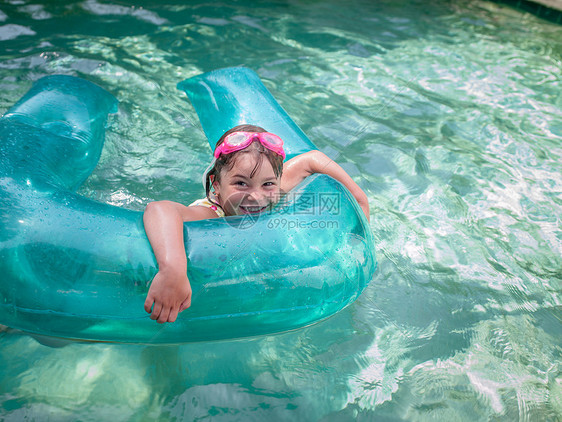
{"left": 144, "top": 296, "right": 154, "bottom": 314}
{"left": 168, "top": 308, "right": 179, "bottom": 323}
{"left": 179, "top": 297, "right": 191, "bottom": 312}
{"left": 150, "top": 302, "right": 162, "bottom": 321}
{"left": 157, "top": 306, "right": 172, "bottom": 324}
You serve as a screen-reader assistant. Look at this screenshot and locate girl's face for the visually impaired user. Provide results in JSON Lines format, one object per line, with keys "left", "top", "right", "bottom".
{"left": 212, "top": 152, "right": 281, "bottom": 216}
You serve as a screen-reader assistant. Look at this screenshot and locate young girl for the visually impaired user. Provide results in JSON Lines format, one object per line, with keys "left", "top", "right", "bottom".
{"left": 143, "top": 124, "right": 370, "bottom": 324}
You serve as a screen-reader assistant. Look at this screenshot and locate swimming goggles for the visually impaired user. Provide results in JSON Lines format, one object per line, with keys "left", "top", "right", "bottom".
{"left": 214, "top": 131, "right": 286, "bottom": 159}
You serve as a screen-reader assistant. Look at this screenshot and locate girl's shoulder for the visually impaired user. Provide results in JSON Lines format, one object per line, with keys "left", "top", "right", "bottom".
{"left": 188, "top": 197, "right": 225, "bottom": 218}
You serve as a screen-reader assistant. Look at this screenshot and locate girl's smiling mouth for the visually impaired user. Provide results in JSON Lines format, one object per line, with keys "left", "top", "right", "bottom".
{"left": 238, "top": 205, "right": 268, "bottom": 214}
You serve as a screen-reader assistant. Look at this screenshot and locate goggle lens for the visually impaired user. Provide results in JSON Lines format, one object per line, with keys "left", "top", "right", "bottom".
{"left": 261, "top": 133, "right": 282, "bottom": 146}
{"left": 227, "top": 132, "right": 251, "bottom": 146}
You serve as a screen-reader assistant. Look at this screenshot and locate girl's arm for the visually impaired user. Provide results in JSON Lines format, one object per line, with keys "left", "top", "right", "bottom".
{"left": 143, "top": 201, "right": 217, "bottom": 323}
{"left": 281, "top": 150, "right": 370, "bottom": 221}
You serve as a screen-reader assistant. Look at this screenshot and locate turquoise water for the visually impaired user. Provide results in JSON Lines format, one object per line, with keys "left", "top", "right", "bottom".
{"left": 1, "top": 0, "right": 561, "bottom": 420}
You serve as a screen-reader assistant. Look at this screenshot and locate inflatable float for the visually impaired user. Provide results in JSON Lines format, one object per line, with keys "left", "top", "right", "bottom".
{"left": 0, "top": 68, "right": 376, "bottom": 344}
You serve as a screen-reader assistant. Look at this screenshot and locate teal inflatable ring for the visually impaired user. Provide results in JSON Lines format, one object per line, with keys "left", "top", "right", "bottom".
{"left": 0, "top": 68, "right": 376, "bottom": 344}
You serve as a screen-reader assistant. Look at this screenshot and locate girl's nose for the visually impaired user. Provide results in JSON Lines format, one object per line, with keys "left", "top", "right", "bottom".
{"left": 247, "top": 189, "right": 265, "bottom": 203}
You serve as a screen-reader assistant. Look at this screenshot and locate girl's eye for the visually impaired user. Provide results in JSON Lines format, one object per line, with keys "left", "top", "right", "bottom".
{"left": 234, "top": 181, "right": 247, "bottom": 187}
{"left": 263, "top": 182, "right": 275, "bottom": 187}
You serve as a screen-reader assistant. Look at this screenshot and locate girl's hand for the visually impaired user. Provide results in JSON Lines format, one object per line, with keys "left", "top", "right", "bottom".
{"left": 144, "top": 267, "right": 192, "bottom": 324}
{"left": 143, "top": 200, "right": 216, "bottom": 323}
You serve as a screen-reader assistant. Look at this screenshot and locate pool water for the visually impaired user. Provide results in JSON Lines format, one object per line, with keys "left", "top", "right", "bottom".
{"left": 1, "top": 0, "right": 561, "bottom": 420}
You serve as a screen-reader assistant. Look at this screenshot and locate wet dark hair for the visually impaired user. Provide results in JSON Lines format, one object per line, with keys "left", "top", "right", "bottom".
{"left": 205, "top": 124, "right": 284, "bottom": 205}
